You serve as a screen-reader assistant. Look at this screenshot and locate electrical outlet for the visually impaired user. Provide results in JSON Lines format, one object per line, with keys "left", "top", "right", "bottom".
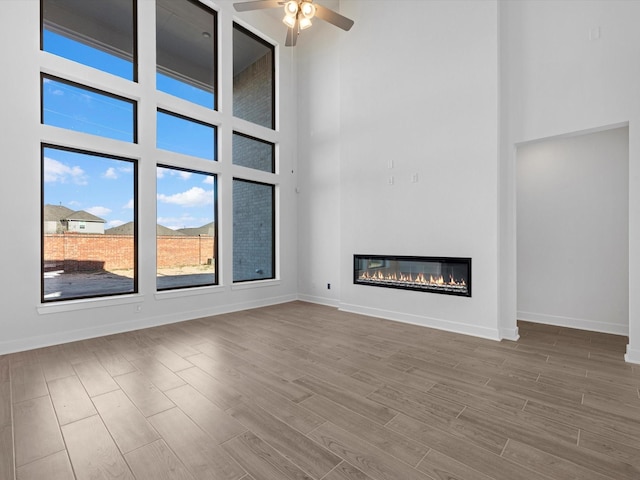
{"left": 327, "top": 283, "right": 331, "bottom": 290}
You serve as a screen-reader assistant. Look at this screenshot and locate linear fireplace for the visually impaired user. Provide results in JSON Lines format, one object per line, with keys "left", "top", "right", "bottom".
{"left": 354, "top": 255, "right": 471, "bottom": 297}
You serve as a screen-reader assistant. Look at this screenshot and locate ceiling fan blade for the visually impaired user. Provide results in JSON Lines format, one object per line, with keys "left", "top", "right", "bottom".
{"left": 233, "top": 0, "right": 282, "bottom": 12}
{"left": 285, "top": 22, "right": 298, "bottom": 47}
{"left": 314, "top": 4, "right": 354, "bottom": 31}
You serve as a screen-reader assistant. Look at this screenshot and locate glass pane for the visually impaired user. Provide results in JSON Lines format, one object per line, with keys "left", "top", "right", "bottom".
{"left": 42, "top": 75, "right": 136, "bottom": 143}
{"left": 42, "top": 0, "right": 135, "bottom": 81}
{"left": 156, "top": 166, "right": 217, "bottom": 290}
{"left": 156, "top": 0, "right": 216, "bottom": 109}
{"left": 42, "top": 146, "right": 136, "bottom": 302}
{"left": 233, "top": 132, "right": 275, "bottom": 173}
{"left": 157, "top": 110, "right": 216, "bottom": 160}
{"left": 233, "top": 24, "right": 274, "bottom": 129}
{"left": 233, "top": 179, "right": 274, "bottom": 282}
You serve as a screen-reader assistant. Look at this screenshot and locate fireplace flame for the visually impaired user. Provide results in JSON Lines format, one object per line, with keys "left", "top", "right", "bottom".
{"left": 359, "top": 270, "right": 466, "bottom": 287}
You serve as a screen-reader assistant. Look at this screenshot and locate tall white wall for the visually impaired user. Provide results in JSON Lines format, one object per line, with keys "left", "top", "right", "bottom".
{"left": 298, "top": 0, "right": 504, "bottom": 339}
{"left": 296, "top": 1, "right": 342, "bottom": 307}
{"left": 501, "top": 0, "right": 640, "bottom": 362}
{"left": 0, "top": 0, "right": 299, "bottom": 354}
{"left": 517, "top": 127, "right": 629, "bottom": 334}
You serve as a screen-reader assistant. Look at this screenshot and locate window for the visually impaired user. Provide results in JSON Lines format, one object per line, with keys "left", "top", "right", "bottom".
{"left": 41, "top": 0, "right": 136, "bottom": 81}
{"left": 233, "top": 179, "right": 275, "bottom": 282}
{"left": 157, "top": 166, "right": 217, "bottom": 290}
{"left": 42, "top": 145, "right": 137, "bottom": 302}
{"left": 233, "top": 23, "right": 275, "bottom": 129}
{"left": 39, "top": 1, "right": 281, "bottom": 304}
{"left": 156, "top": 0, "right": 216, "bottom": 108}
{"left": 157, "top": 110, "right": 216, "bottom": 160}
{"left": 232, "top": 25, "right": 277, "bottom": 283}
{"left": 233, "top": 132, "right": 275, "bottom": 173}
{"left": 42, "top": 75, "right": 136, "bottom": 143}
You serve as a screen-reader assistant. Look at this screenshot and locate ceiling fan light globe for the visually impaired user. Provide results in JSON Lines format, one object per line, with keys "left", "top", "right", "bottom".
{"left": 284, "top": 1, "right": 298, "bottom": 15}
{"left": 300, "top": 1, "right": 316, "bottom": 19}
{"left": 299, "top": 17, "right": 312, "bottom": 29}
{"left": 283, "top": 15, "right": 296, "bottom": 28}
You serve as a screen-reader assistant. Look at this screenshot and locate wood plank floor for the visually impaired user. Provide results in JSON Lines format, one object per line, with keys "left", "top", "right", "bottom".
{"left": 1, "top": 301, "right": 639, "bottom": 480}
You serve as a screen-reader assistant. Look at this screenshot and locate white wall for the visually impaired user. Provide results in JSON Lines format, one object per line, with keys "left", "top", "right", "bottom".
{"left": 517, "top": 127, "right": 629, "bottom": 334}
{"left": 0, "top": 0, "right": 300, "bottom": 354}
{"left": 296, "top": 0, "right": 342, "bottom": 307}
{"left": 501, "top": 0, "right": 640, "bottom": 362}
{"left": 298, "top": 0, "right": 504, "bottom": 339}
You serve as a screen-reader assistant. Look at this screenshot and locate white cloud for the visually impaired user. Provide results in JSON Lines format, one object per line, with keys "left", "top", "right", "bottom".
{"left": 43, "top": 78, "right": 64, "bottom": 95}
{"left": 80, "top": 92, "right": 93, "bottom": 104}
{"left": 43, "top": 157, "right": 87, "bottom": 185}
{"left": 124, "top": 198, "right": 134, "bottom": 209}
{"left": 157, "top": 167, "right": 192, "bottom": 181}
{"left": 202, "top": 176, "right": 214, "bottom": 185}
{"left": 157, "top": 187, "right": 213, "bottom": 207}
{"left": 103, "top": 167, "right": 118, "bottom": 179}
{"left": 86, "top": 206, "right": 111, "bottom": 217}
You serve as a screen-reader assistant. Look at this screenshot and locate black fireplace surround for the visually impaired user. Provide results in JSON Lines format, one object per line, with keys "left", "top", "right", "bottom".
{"left": 354, "top": 255, "right": 471, "bottom": 297}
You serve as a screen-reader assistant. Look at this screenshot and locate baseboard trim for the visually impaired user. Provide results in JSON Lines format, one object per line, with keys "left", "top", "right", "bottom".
{"left": 339, "top": 302, "right": 502, "bottom": 341}
{"left": 517, "top": 311, "right": 628, "bottom": 336}
{"left": 625, "top": 345, "right": 640, "bottom": 365}
{"left": 297, "top": 294, "right": 340, "bottom": 308}
{"left": 0, "top": 294, "right": 298, "bottom": 355}
{"left": 499, "top": 326, "right": 520, "bottom": 341}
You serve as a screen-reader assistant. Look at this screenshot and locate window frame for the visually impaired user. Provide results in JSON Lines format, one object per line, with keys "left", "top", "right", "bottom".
{"left": 156, "top": 108, "right": 217, "bottom": 161}
{"left": 232, "top": 131, "right": 276, "bottom": 173}
{"left": 155, "top": 0, "right": 218, "bottom": 110}
{"left": 40, "top": 143, "right": 139, "bottom": 303}
{"left": 40, "top": 0, "right": 139, "bottom": 82}
{"left": 37, "top": 0, "right": 284, "bottom": 308}
{"left": 156, "top": 164, "right": 219, "bottom": 292}
{"left": 232, "top": 22, "right": 276, "bottom": 130}
{"left": 41, "top": 73, "right": 138, "bottom": 144}
{"left": 232, "top": 177, "right": 276, "bottom": 283}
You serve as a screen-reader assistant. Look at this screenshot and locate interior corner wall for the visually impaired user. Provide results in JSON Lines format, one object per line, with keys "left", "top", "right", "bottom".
{"left": 323, "top": 0, "right": 502, "bottom": 339}
{"left": 501, "top": 0, "right": 640, "bottom": 362}
{"left": 516, "top": 127, "right": 629, "bottom": 335}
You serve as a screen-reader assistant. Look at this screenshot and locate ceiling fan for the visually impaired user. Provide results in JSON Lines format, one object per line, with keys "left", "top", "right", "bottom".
{"left": 233, "top": 0, "right": 354, "bottom": 47}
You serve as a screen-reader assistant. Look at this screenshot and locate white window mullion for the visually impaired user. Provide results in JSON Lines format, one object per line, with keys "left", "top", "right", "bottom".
{"left": 136, "top": 0, "right": 159, "bottom": 296}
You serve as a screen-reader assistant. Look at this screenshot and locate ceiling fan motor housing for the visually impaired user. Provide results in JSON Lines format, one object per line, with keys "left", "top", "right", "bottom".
{"left": 234, "top": 0, "right": 354, "bottom": 47}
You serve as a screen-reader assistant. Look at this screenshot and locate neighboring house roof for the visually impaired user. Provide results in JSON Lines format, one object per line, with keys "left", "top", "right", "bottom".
{"left": 65, "top": 210, "right": 106, "bottom": 223}
{"left": 157, "top": 224, "right": 184, "bottom": 236}
{"left": 43, "top": 204, "right": 74, "bottom": 222}
{"left": 105, "top": 222, "right": 184, "bottom": 236}
{"left": 105, "top": 222, "right": 134, "bottom": 235}
{"left": 177, "top": 222, "right": 215, "bottom": 236}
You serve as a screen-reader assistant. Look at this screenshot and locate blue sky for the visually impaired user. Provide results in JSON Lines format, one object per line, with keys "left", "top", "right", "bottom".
{"left": 43, "top": 30, "right": 216, "bottom": 231}
{"left": 44, "top": 147, "right": 135, "bottom": 228}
